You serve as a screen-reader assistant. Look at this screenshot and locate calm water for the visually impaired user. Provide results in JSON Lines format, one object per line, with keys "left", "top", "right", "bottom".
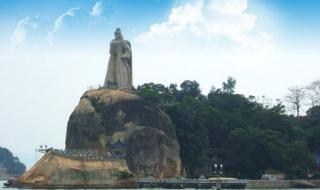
{"left": 2, "top": 180, "right": 320, "bottom": 190}
{"left": 0, "top": 180, "right": 202, "bottom": 190}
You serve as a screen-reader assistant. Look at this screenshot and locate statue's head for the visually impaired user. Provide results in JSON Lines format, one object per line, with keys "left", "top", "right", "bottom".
{"left": 114, "top": 28, "right": 123, "bottom": 40}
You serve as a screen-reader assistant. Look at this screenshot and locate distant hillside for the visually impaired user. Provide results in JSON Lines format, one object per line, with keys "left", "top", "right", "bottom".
{"left": 0, "top": 147, "right": 26, "bottom": 179}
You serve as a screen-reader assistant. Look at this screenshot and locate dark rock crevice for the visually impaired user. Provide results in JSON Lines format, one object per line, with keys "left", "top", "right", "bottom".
{"left": 65, "top": 89, "right": 181, "bottom": 178}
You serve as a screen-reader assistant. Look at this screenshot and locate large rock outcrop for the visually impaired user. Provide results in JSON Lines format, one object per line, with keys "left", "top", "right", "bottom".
{"left": 8, "top": 151, "right": 136, "bottom": 188}
{"left": 65, "top": 89, "right": 181, "bottom": 178}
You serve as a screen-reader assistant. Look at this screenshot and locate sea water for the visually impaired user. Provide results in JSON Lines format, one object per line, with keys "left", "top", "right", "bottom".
{"left": 2, "top": 180, "right": 320, "bottom": 190}
{"left": 0, "top": 181, "right": 4, "bottom": 189}
{"left": 0, "top": 180, "right": 199, "bottom": 190}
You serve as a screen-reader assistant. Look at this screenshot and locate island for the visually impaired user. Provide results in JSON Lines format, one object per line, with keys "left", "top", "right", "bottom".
{"left": 5, "top": 28, "right": 181, "bottom": 188}
{"left": 0, "top": 147, "right": 26, "bottom": 180}
{"left": 5, "top": 28, "right": 320, "bottom": 189}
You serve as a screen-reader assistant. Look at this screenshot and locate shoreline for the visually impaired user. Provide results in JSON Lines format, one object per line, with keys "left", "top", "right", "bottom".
{"left": 3, "top": 178, "right": 320, "bottom": 189}
{"left": 247, "top": 180, "right": 320, "bottom": 189}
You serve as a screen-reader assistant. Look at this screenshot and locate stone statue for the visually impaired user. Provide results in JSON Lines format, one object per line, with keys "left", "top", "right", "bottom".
{"left": 104, "top": 28, "right": 133, "bottom": 89}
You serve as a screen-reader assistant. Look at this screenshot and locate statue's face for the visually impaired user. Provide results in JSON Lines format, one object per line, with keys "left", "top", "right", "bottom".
{"left": 114, "top": 32, "right": 121, "bottom": 40}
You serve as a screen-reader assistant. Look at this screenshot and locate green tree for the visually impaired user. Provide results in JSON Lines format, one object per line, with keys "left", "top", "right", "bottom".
{"left": 223, "top": 128, "right": 287, "bottom": 178}
{"left": 304, "top": 106, "right": 320, "bottom": 154}
{"left": 179, "top": 80, "right": 201, "bottom": 98}
{"left": 208, "top": 91, "right": 258, "bottom": 116}
{"left": 167, "top": 96, "right": 209, "bottom": 177}
{"left": 222, "top": 77, "right": 236, "bottom": 94}
{"left": 284, "top": 141, "right": 315, "bottom": 178}
{"left": 136, "top": 79, "right": 319, "bottom": 179}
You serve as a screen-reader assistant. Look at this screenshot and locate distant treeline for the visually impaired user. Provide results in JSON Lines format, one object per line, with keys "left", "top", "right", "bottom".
{"left": 0, "top": 147, "right": 26, "bottom": 177}
{"left": 136, "top": 77, "right": 320, "bottom": 179}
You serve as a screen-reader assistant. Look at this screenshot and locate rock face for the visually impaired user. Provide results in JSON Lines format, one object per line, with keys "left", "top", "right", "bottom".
{"left": 11, "top": 151, "right": 136, "bottom": 188}
{"left": 65, "top": 89, "right": 181, "bottom": 178}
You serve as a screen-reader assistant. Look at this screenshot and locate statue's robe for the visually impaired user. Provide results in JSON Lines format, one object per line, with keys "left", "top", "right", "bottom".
{"left": 104, "top": 39, "right": 132, "bottom": 89}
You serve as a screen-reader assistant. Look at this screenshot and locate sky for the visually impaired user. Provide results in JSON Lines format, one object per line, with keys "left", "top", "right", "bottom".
{"left": 0, "top": 0, "right": 320, "bottom": 168}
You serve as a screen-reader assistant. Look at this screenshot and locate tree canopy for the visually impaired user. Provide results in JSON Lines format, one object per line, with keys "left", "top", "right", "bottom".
{"left": 136, "top": 78, "right": 319, "bottom": 179}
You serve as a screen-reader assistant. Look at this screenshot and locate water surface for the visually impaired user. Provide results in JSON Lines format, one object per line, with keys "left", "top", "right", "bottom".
{"left": 2, "top": 180, "right": 320, "bottom": 190}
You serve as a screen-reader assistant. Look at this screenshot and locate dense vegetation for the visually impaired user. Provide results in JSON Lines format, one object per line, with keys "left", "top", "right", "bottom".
{"left": 136, "top": 78, "right": 320, "bottom": 179}
{"left": 0, "top": 147, "right": 26, "bottom": 177}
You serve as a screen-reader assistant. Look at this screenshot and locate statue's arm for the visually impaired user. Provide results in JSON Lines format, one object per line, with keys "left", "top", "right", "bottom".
{"left": 109, "top": 42, "right": 113, "bottom": 54}
{"left": 121, "top": 41, "right": 132, "bottom": 59}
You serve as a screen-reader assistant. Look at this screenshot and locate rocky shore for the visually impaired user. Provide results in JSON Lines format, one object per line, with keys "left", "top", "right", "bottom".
{"left": 5, "top": 150, "right": 137, "bottom": 188}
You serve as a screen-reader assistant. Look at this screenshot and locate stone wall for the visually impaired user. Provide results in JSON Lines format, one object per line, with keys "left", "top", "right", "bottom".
{"left": 247, "top": 180, "right": 320, "bottom": 189}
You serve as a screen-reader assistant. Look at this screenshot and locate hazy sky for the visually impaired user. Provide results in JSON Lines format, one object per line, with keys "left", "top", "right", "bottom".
{"left": 0, "top": 0, "right": 319, "bottom": 168}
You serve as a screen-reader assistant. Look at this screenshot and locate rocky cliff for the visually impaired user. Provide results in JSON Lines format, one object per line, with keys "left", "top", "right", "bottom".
{"left": 8, "top": 150, "right": 136, "bottom": 188}
{"left": 65, "top": 88, "right": 181, "bottom": 178}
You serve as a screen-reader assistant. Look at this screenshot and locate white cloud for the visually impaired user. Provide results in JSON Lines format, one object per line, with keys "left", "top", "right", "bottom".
{"left": 136, "top": 0, "right": 271, "bottom": 50}
{"left": 133, "top": 0, "right": 276, "bottom": 99}
{"left": 91, "top": 1, "right": 104, "bottom": 16}
{"left": 47, "top": 7, "right": 80, "bottom": 46}
{"left": 137, "top": 1, "right": 203, "bottom": 40}
{"left": 9, "top": 16, "right": 39, "bottom": 50}
{"left": 10, "top": 3, "right": 110, "bottom": 48}
{"left": 208, "top": 0, "right": 247, "bottom": 15}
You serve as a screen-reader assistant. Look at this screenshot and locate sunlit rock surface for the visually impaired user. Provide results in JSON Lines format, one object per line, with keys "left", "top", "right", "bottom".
{"left": 12, "top": 151, "right": 136, "bottom": 188}
{"left": 66, "top": 88, "right": 181, "bottom": 178}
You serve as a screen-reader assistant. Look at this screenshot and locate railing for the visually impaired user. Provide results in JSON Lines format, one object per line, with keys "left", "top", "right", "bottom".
{"left": 50, "top": 149, "right": 117, "bottom": 161}
{"left": 137, "top": 178, "right": 248, "bottom": 184}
